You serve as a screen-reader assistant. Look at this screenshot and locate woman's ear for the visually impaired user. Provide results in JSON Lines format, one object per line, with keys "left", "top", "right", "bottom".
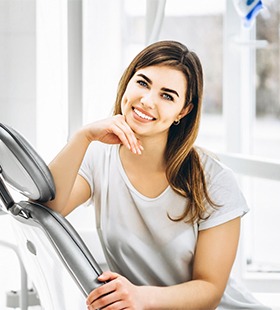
{"left": 179, "top": 103, "right": 194, "bottom": 119}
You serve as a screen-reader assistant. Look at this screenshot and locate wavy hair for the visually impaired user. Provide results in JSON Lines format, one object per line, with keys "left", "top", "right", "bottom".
{"left": 113, "top": 40, "right": 216, "bottom": 223}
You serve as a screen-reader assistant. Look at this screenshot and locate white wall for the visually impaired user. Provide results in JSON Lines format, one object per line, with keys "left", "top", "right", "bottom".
{"left": 82, "top": 0, "right": 123, "bottom": 124}
{"left": 0, "top": 0, "right": 36, "bottom": 145}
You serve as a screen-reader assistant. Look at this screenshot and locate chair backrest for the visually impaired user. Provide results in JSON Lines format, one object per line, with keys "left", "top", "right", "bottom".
{"left": 0, "top": 123, "right": 103, "bottom": 310}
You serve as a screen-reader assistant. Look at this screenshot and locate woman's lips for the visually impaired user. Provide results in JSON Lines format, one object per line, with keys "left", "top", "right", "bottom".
{"left": 133, "top": 107, "right": 156, "bottom": 121}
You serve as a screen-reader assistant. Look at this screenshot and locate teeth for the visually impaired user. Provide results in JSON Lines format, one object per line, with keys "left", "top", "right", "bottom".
{"left": 134, "top": 108, "right": 153, "bottom": 120}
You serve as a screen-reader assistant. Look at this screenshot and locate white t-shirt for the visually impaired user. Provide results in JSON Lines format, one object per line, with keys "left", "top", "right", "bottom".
{"left": 79, "top": 142, "right": 271, "bottom": 310}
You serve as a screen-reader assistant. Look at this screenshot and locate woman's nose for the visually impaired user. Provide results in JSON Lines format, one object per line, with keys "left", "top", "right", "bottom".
{"left": 140, "top": 92, "right": 156, "bottom": 109}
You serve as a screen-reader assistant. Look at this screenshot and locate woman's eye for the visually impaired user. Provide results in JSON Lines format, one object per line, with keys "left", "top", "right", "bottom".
{"left": 162, "top": 93, "right": 174, "bottom": 101}
{"left": 137, "top": 80, "right": 148, "bottom": 87}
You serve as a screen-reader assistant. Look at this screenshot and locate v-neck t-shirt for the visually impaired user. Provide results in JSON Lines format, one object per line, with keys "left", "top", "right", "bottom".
{"left": 79, "top": 142, "right": 270, "bottom": 310}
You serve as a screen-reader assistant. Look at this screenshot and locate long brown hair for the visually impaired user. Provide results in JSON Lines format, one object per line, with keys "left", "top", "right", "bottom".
{"left": 113, "top": 40, "right": 216, "bottom": 223}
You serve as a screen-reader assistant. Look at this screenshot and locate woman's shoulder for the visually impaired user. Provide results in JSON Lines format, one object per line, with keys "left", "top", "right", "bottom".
{"left": 87, "top": 140, "right": 112, "bottom": 152}
{"left": 81, "top": 142, "right": 117, "bottom": 170}
{"left": 86, "top": 141, "right": 116, "bottom": 157}
{"left": 195, "top": 146, "right": 232, "bottom": 178}
{"left": 195, "top": 146, "right": 249, "bottom": 229}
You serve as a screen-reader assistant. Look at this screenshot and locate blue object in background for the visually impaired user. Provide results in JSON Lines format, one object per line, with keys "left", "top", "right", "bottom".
{"left": 233, "top": 0, "right": 264, "bottom": 27}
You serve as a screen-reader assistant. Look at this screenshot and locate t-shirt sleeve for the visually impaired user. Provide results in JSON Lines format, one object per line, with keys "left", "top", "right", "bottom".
{"left": 198, "top": 164, "right": 249, "bottom": 231}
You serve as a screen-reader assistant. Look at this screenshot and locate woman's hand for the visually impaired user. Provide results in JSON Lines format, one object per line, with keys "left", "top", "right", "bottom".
{"left": 83, "top": 115, "right": 143, "bottom": 155}
{"left": 86, "top": 271, "right": 144, "bottom": 310}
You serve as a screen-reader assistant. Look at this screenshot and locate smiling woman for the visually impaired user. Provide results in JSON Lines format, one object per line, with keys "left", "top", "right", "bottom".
{"left": 121, "top": 66, "right": 190, "bottom": 133}
{"left": 44, "top": 40, "right": 270, "bottom": 310}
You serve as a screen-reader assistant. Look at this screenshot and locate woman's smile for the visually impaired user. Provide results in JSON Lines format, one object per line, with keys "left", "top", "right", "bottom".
{"left": 121, "top": 65, "right": 189, "bottom": 137}
{"left": 132, "top": 107, "right": 156, "bottom": 122}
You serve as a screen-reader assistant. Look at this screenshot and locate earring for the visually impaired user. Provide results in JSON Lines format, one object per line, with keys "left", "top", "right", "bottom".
{"left": 173, "top": 119, "right": 180, "bottom": 126}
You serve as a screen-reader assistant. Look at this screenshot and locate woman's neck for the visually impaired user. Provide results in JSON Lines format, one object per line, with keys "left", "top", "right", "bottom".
{"left": 119, "top": 138, "right": 169, "bottom": 198}
{"left": 121, "top": 136, "right": 167, "bottom": 172}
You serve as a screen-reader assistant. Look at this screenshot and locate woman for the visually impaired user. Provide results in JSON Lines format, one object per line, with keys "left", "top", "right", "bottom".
{"left": 46, "top": 40, "right": 270, "bottom": 309}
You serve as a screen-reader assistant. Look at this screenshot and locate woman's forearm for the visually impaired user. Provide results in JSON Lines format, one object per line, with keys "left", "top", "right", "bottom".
{"left": 139, "top": 280, "right": 222, "bottom": 310}
{"left": 45, "top": 128, "right": 91, "bottom": 214}
{"left": 88, "top": 272, "right": 223, "bottom": 310}
{"left": 44, "top": 115, "right": 144, "bottom": 215}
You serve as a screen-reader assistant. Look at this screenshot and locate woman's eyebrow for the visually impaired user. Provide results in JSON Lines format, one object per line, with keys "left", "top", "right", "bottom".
{"left": 161, "top": 87, "right": 179, "bottom": 98}
{"left": 137, "top": 73, "right": 152, "bottom": 84}
{"left": 136, "top": 73, "right": 180, "bottom": 98}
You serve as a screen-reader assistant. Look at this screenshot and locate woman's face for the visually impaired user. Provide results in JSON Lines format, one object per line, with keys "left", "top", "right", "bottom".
{"left": 121, "top": 65, "right": 191, "bottom": 140}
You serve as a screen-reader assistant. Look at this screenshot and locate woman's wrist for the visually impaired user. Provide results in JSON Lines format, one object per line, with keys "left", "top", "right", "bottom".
{"left": 70, "top": 125, "right": 95, "bottom": 146}
{"left": 137, "top": 285, "right": 162, "bottom": 310}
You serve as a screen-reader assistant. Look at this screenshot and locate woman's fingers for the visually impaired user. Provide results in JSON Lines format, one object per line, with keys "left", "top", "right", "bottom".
{"left": 97, "top": 271, "right": 119, "bottom": 282}
{"left": 86, "top": 272, "right": 118, "bottom": 306}
{"left": 87, "top": 271, "right": 146, "bottom": 310}
{"left": 93, "top": 115, "right": 143, "bottom": 154}
{"left": 86, "top": 271, "right": 136, "bottom": 309}
{"left": 113, "top": 117, "right": 142, "bottom": 154}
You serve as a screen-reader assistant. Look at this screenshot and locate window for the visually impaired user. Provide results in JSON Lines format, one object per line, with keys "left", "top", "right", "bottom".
{"left": 254, "top": 0, "right": 280, "bottom": 160}
{"left": 245, "top": 0, "right": 280, "bottom": 275}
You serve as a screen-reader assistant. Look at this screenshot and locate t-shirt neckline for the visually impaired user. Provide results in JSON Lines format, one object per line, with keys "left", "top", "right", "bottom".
{"left": 115, "top": 145, "right": 171, "bottom": 201}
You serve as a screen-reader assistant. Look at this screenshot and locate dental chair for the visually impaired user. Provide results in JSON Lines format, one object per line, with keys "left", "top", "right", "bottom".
{"left": 0, "top": 123, "right": 103, "bottom": 309}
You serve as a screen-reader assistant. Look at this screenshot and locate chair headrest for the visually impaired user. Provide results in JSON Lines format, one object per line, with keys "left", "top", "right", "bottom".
{"left": 0, "top": 123, "right": 55, "bottom": 202}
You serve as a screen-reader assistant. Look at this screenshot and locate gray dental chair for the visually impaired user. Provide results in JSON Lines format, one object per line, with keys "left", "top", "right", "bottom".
{"left": 0, "top": 123, "right": 103, "bottom": 309}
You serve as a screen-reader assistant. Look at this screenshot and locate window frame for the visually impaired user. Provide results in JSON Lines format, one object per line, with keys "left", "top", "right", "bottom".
{"left": 223, "top": 0, "right": 280, "bottom": 292}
